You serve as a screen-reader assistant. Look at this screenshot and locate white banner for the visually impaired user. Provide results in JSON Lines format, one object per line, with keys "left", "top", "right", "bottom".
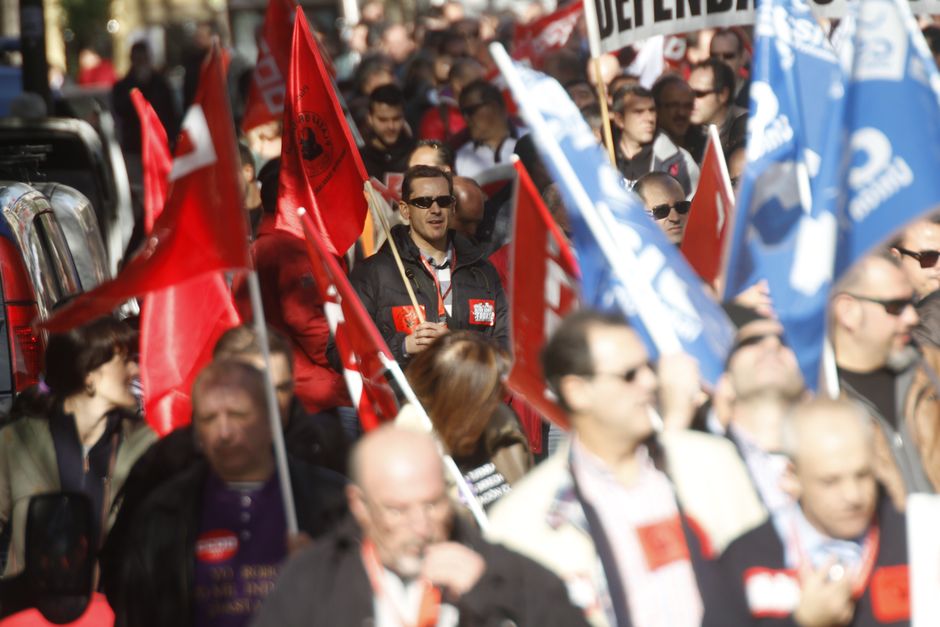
{"left": 595, "top": 0, "right": 940, "bottom": 53}
{"left": 908, "top": 493, "right": 940, "bottom": 626}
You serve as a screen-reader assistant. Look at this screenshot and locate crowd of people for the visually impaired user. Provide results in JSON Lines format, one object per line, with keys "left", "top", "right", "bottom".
{"left": 2, "top": 0, "right": 940, "bottom": 626}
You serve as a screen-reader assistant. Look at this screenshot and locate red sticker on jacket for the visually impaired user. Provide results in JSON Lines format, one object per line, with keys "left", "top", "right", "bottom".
{"left": 392, "top": 305, "right": 426, "bottom": 333}
{"left": 469, "top": 299, "right": 496, "bottom": 326}
{"left": 870, "top": 565, "right": 910, "bottom": 623}
{"left": 196, "top": 529, "right": 239, "bottom": 563}
{"left": 636, "top": 516, "right": 690, "bottom": 571}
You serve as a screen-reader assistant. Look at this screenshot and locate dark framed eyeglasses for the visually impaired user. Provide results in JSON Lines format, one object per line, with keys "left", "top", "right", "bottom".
{"left": 692, "top": 88, "right": 716, "bottom": 99}
{"left": 648, "top": 200, "right": 692, "bottom": 220}
{"left": 712, "top": 52, "right": 738, "bottom": 61}
{"left": 732, "top": 332, "right": 787, "bottom": 352}
{"left": 590, "top": 361, "right": 653, "bottom": 383}
{"left": 844, "top": 293, "right": 915, "bottom": 316}
{"left": 895, "top": 246, "right": 940, "bottom": 268}
{"left": 460, "top": 102, "right": 489, "bottom": 118}
{"left": 407, "top": 195, "right": 456, "bottom": 210}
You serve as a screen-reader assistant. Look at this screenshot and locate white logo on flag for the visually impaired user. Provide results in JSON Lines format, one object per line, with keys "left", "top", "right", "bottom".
{"left": 848, "top": 128, "right": 913, "bottom": 222}
{"left": 855, "top": 0, "right": 907, "bottom": 81}
{"left": 170, "top": 105, "right": 217, "bottom": 181}
{"left": 747, "top": 83, "right": 794, "bottom": 162}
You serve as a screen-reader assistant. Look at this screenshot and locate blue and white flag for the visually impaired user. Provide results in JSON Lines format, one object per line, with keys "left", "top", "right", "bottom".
{"left": 489, "top": 44, "right": 734, "bottom": 386}
{"left": 836, "top": 0, "right": 940, "bottom": 273}
{"left": 722, "top": 0, "right": 844, "bottom": 390}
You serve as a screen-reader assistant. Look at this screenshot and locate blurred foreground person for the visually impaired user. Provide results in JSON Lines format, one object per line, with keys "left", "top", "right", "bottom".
{"left": 252, "top": 427, "right": 588, "bottom": 626}
{"left": 488, "top": 310, "right": 764, "bottom": 627}
{"left": 108, "top": 360, "right": 346, "bottom": 627}
{"left": 0, "top": 317, "right": 154, "bottom": 575}
{"left": 704, "top": 398, "right": 910, "bottom": 627}
{"left": 403, "top": 332, "right": 532, "bottom": 509}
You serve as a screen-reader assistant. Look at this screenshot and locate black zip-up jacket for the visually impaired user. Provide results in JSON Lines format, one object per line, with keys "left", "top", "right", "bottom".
{"left": 349, "top": 224, "right": 509, "bottom": 365}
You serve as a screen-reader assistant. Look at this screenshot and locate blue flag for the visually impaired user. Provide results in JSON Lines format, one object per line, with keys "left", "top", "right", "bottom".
{"left": 722, "top": 0, "right": 844, "bottom": 390}
{"left": 836, "top": 0, "right": 940, "bottom": 273}
{"left": 489, "top": 44, "right": 734, "bottom": 386}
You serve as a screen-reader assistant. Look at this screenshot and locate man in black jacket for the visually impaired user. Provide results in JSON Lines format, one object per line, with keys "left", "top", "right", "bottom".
{"left": 107, "top": 360, "right": 348, "bottom": 627}
{"left": 252, "top": 426, "right": 589, "bottom": 626}
{"left": 350, "top": 164, "right": 508, "bottom": 365}
{"left": 704, "top": 398, "right": 911, "bottom": 627}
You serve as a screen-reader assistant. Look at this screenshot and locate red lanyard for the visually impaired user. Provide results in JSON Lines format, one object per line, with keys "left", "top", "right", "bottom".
{"left": 361, "top": 539, "right": 441, "bottom": 627}
{"left": 789, "top": 519, "right": 880, "bottom": 599}
{"left": 419, "top": 251, "right": 456, "bottom": 319}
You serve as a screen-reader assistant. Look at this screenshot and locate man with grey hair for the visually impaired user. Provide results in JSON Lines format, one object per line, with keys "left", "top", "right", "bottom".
{"left": 829, "top": 251, "right": 940, "bottom": 507}
{"left": 252, "top": 426, "right": 589, "bottom": 626}
{"left": 704, "top": 398, "right": 910, "bottom": 627}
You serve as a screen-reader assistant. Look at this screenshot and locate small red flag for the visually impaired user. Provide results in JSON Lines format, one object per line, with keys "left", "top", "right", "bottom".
{"left": 680, "top": 125, "right": 735, "bottom": 286}
{"left": 241, "top": 0, "right": 295, "bottom": 133}
{"left": 42, "top": 46, "right": 249, "bottom": 332}
{"left": 298, "top": 208, "right": 399, "bottom": 431}
{"left": 278, "top": 7, "right": 368, "bottom": 254}
{"left": 130, "top": 89, "right": 171, "bottom": 233}
{"left": 511, "top": 2, "right": 582, "bottom": 69}
{"left": 505, "top": 160, "right": 579, "bottom": 430}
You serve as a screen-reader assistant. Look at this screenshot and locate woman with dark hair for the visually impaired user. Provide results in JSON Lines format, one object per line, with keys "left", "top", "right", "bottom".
{"left": 403, "top": 331, "right": 532, "bottom": 509}
{"left": 0, "top": 316, "right": 156, "bottom": 575}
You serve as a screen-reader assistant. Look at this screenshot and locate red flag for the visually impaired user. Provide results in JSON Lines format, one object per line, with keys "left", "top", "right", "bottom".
{"left": 297, "top": 208, "right": 398, "bottom": 430}
{"left": 512, "top": 2, "right": 582, "bottom": 69}
{"left": 130, "top": 89, "right": 171, "bottom": 232}
{"left": 129, "top": 73, "right": 242, "bottom": 436}
{"left": 279, "top": 7, "right": 368, "bottom": 253}
{"left": 680, "top": 124, "right": 734, "bottom": 286}
{"left": 505, "top": 160, "right": 579, "bottom": 430}
{"left": 241, "top": 0, "right": 295, "bottom": 133}
{"left": 42, "top": 46, "right": 249, "bottom": 332}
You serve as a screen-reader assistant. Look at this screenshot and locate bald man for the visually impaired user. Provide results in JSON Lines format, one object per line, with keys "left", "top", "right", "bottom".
{"left": 252, "top": 427, "right": 589, "bottom": 626}
{"left": 704, "top": 398, "right": 911, "bottom": 627}
{"left": 634, "top": 171, "right": 691, "bottom": 245}
{"left": 452, "top": 176, "right": 485, "bottom": 238}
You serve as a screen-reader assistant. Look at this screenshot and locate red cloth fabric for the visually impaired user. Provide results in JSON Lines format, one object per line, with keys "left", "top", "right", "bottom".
{"left": 0, "top": 593, "right": 113, "bottom": 626}
{"left": 417, "top": 101, "right": 466, "bottom": 143}
{"left": 42, "top": 46, "right": 249, "bottom": 333}
{"left": 233, "top": 217, "right": 350, "bottom": 413}
{"left": 130, "top": 89, "right": 171, "bottom": 233}
{"left": 77, "top": 61, "right": 116, "bottom": 87}
{"left": 241, "top": 0, "right": 294, "bottom": 132}
{"left": 277, "top": 7, "right": 368, "bottom": 254}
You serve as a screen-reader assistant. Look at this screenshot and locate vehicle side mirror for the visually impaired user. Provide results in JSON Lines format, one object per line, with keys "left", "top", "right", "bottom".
{"left": 23, "top": 492, "right": 95, "bottom": 624}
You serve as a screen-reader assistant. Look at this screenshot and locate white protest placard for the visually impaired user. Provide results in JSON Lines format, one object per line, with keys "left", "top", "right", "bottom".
{"left": 907, "top": 493, "right": 940, "bottom": 626}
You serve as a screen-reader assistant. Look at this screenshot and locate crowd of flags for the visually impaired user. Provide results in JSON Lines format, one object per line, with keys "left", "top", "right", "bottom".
{"left": 36, "top": 0, "right": 940, "bottom": 436}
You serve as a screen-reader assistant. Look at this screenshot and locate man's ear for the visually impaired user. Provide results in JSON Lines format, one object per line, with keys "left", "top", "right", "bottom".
{"left": 558, "top": 374, "right": 592, "bottom": 414}
{"left": 718, "top": 87, "right": 731, "bottom": 108}
{"left": 399, "top": 200, "right": 411, "bottom": 222}
{"left": 780, "top": 460, "right": 801, "bottom": 501}
{"left": 347, "top": 484, "right": 369, "bottom": 528}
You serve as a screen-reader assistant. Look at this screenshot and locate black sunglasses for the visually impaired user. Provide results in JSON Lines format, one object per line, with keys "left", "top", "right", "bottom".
{"left": 845, "top": 294, "right": 914, "bottom": 316}
{"left": 733, "top": 332, "right": 786, "bottom": 352}
{"left": 648, "top": 200, "right": 692, "bottom": 220}
{"left": 896, "top": 246, "right": 940, "bottom": 268}
{"left": 712, "top": 52, "right": 738, "bottom": 61}
{"left": 407, "top": 195, "right": 456, "bottom": 210}
{"left": 590, "top": 361, "right": 653, "bottom": 383}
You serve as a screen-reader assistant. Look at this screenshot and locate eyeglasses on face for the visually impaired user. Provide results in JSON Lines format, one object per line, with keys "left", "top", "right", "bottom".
{"left": 407, "top": 195, "right": 456, "bottom": 210}
{"left": 712, "top": 52, "right": 738, "bottom": 61}
{"left": 647, "top": 200, "right": 692, "bottom": 220}
{"left": 590, "top": 361, "right": 653, "bottom": 383}
{"left": 732, "top": 332, "right": 787, "bottom": 352}
{"left": 692, "top": 88, "right": 717, "bottom": 99}
{"left": 844, "top": 293, "right": 915, "bottom": 316}
{"left": 895, "top": 246, "right": 940, "bottom": 269}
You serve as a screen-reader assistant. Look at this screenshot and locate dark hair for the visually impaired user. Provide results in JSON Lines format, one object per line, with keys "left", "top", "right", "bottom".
{"left": 541, "top": 310, "right": 629, "bottom": 412}
{"left": 44, "top": 317, "right": 137, "bottom": 400}
{"left": 611, "top": 85, "right": 653, "bottom": 113}
{"left": 213, "top": 324, "right": 293, "bottom": 373}
{"left": 405, "top": 331, "right": 509, "bottom": 456}
{"left": 238, "top": 143, "right": 255, "bottom": 174}
{"left": 924, "top": 25, "right": 940, "bottom": 55}
{"left": 447, "top": 57, "right": 485, "bottom": 86}
{"left": 409, "top": 139, "right": 455, "bottom": 170}
{"left": 192, "top": 359, "right": 267, "bottom": 419}
{"left": 257, "top": 158, "right": 280, "bottom": 215}
{"left": 691, "top": 58, "right": 736, "bottom": 102}
{"left": 369, "top": 83, "right": 405, "bottom": 111}
{"left": 651, "top": 73, "right": 689, "bottom": 104}
{"left": 129, "top": 41, "right": 150, "bottom": 57}
{"left": 401, "top": 164, "right": 454, "bottom": 202}
{"left": 459, "top": 79, "right": 504, "bottom": 110}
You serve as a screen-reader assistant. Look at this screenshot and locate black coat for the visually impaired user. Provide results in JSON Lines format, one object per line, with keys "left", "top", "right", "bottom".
{"left": 251, "top": 516, "right": 592, "bottom": 627}
{"left": 349, "top": 223, "right": 509, "bottom": 365}
{"left": 107, "top": 457, "right": 348, "bottom": 627}
{"left": 702, "top": 497, "right": 910, "bottom": 627}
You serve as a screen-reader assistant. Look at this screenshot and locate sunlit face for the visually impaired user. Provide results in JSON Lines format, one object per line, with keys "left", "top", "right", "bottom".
{"left": 844, "top": 259, "right": 919, "bottom": 365}
{"left": 368, "top": 102, "right": 405, "bottom": 147}
{"left": 894, "top": 220, "right": 940, "bottom": 300}
{"left": 689, "top": 67, "right": 723, "bottom": 125}
{"left": 617, "top": 95, "right": 657, "bottom": 146}
{"left": 86, "top": 350, "right": 138, "bottom": 411}
{"left": 638, "top": 179, "right": 688, "bottom": 245}
{"left": 710, "top": 32, "right": 746, "bottom": 75}
{"left": 656, "top": 81, "right": 694, "bottom": 140}
{"left": 193, "top": 387, "right": 272, "bottom": 482}
{"left": 727, "top": 318, "right": 804, "bottom": 401}
{"left": 400, "top": 175, "right": 451, "bottom": 250}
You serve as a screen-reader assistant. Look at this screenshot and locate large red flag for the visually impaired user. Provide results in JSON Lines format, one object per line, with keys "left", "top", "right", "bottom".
{"left": 278, "top": 7, "right": 368, "bottom": 253}
{"left": 297, "top": 209, "right": 398, "bottom": 431}
{"left": 241, "top": 0, "right": 294, "bottom": 133}
{"left": 511, "top": 2, "right": 582, "bottom": 69}
{"left": 680, "top": 124, "right": 734, "bottom": 286}
{"left": 505, "top": 160, "right": 579, "bottom": 430}
{"left": 42, "top": 46, "right": 249, "bottom": 332}
{"left": 129, "top": 71, "right": 242, "bottom": 437}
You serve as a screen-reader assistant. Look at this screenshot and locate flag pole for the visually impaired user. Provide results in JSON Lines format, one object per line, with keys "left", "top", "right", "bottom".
{"left": 380, "top": 354, "right": 490, "bottom": 531}
{"left": 246, "top": 270, "right": 300, "bottom": 535}
{"left": 363, "top": 180, "right": 426, "bottom": 324}
{"left": 582, "top": 0, "right": 617, "bottom": 165}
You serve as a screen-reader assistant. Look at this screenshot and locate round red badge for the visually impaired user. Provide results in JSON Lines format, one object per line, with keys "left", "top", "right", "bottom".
{"left": 195, "top": 529, "right": 239, "bottom": 563}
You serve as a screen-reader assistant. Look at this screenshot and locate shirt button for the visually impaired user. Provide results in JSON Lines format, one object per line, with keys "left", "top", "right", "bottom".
{"left": 241, "top": 495, "right": 252, "bottom": 507}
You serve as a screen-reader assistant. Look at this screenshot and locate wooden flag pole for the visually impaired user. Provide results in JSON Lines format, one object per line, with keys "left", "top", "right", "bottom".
{"left": 363, "top": 181, "right": 426, "bottom": 324}
{"left": 582, "top": 0, "right": 617, "bottom": 165}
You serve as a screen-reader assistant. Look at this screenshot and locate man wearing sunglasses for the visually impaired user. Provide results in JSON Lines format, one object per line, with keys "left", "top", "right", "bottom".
{"left": 709, "top": 28, "right": 751, "bottom": 109}
{"left": 688, "top": 58, "right": 747, "bottom": 155}
{"left": 488, "top": 310, "right": 764, "bottom": 627}
{"left": 829, "top": 252, "right": 940, "bottom": 509}
{"left": 349, "top": 165, "right": 508, "bottom": 366}
{"left": 891, "top": 218, "right": 940, "bottom": 348}
{"left": 634, "top": 172, "right": 691, "bottom": 245}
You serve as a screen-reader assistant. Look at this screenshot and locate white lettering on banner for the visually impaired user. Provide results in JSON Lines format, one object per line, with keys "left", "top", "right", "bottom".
{"left": 789, "top": 212, "right": 836, "bottom": 295}
{"left": 744, "top": 570, "right": 800, "bottom": 616}
{"left": 170, "top": 105, "right": 217, "bottom": 181}
{"left": 545, "top": 256, "right": 574, "bottom": 337}
{"left": 746, "top": 83, "right": 794, "bottom": 162}
{"left": 594, "top": 0, "right": 940, "bottom": 54}
{"left": 532, "top": 12, "right": 583, "bottom": 58}
{"left": 714, "top": 191, "right": 726, "bottom": 236}
{"left": 848, "top": 128, "right": 913, "bottom": 222}
{"left": 854, "top": 1, "right": 907, "bottom": 81}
